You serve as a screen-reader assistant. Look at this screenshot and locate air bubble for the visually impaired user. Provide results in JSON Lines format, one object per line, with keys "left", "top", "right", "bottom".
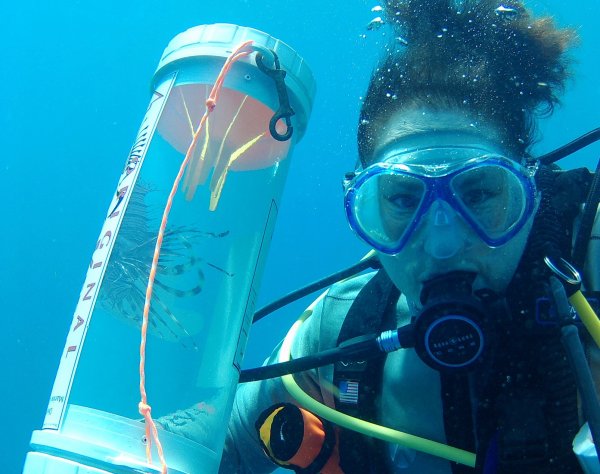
{"left": 367, "top": 17, "right": 384, "bottom": 30}
{"left": 494, "top": 5, "right": 518, "bottom": 18}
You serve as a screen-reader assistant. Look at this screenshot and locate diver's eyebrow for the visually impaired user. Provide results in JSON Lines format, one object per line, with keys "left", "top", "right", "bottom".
{"left": 380, "top": 176, "right": 423, "bottom": 195}
{"left": 456, "top": 172, "right": 483, "bottom": 187}
{"left": 456, "top": 169, "right": 506, "bottom": 193}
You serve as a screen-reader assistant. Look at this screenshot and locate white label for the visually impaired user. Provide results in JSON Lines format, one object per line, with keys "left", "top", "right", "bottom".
{"left": 43, "top": 74, "right": 176, "bottom": 430}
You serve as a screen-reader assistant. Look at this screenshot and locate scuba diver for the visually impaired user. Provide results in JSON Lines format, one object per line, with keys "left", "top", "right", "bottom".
{"left": 158, "top": 0, "right": 600, "bottom": 472}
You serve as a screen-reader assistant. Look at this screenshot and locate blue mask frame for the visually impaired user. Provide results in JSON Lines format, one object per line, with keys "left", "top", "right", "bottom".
{"left": 344, "top": 154, "right": 539, "bottom": 255}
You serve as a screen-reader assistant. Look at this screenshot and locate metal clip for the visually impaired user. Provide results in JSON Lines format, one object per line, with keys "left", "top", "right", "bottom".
{"left": 255, "top": 50, "right": 295, "bottom": 141}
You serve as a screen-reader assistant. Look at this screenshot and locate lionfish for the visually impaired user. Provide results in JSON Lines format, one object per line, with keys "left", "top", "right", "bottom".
{"left": 98, "top": 181, "right": 231, "bottom": 349}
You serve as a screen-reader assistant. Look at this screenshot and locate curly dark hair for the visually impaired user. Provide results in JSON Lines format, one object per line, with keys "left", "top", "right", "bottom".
{"left": 357, "top": 0, "right": 576, "bottom": 165}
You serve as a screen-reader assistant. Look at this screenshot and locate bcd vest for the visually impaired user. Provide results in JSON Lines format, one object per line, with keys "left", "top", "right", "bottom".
{"left": 333, "top": 166, "right": 593, "bottom": 474}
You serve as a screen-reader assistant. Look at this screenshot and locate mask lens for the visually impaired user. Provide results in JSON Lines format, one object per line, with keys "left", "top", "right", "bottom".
{"left": 346, "top": 152, "right": 536, "bottom": 254}
{"left": 450, "top": 163, "right": 528, "bottom": 240}
{"left": 350, "top": 171, "right": 426, "bottom": 251}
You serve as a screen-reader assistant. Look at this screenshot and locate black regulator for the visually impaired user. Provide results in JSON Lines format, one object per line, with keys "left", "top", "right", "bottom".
{"left": 411, "top": 271, "right": 493, "bottom": 373}
{"left": 240, "top": 268, "right": 505, "bottom": 382}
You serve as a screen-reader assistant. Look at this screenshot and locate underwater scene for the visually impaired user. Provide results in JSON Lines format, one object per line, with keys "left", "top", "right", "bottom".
{"left": 2, "top": 0, "right": 599, "bottom": 472}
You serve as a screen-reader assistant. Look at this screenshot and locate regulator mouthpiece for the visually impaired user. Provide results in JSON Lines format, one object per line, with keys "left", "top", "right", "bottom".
{"left": 414, "top": 271, "right": 489, "bottom": 373}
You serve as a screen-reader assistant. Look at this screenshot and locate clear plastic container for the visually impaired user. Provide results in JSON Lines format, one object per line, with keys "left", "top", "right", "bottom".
{"left": 25, "top": 23, "right": 315, "bottom": 474}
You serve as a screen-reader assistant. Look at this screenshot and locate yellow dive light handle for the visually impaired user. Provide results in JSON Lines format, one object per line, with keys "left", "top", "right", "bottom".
{"left": 279, "top": 280, "right": 477, "bottom": 468}
{"left": 570, "top": 290, "right": 600, "bottom": 348}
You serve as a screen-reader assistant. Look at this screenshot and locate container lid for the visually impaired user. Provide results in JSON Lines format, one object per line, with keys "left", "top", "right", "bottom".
{"left": 154, "top": 24, "right": 316, "bottom": 140}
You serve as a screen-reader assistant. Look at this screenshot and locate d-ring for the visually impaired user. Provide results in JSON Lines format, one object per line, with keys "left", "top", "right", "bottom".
{"left": 543, "top": 256, "right": 581, "bottom": 286}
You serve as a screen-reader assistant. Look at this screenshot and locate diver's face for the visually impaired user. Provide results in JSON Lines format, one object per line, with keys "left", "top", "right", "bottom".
{"left": 371, "top": 109, "right": 535, "bottom": 309}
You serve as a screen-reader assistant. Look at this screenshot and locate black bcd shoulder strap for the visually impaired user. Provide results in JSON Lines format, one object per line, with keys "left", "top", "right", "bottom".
{"left": 333, "top": 270, "right": 399, "bottom": 474}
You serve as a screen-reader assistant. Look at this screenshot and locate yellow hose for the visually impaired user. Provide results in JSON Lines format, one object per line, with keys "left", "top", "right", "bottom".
{"left": 279, "top": 291, "right": 477, "bottom": 467}
{"left": 569, "top": 290, "right": 600, "bottom": 348}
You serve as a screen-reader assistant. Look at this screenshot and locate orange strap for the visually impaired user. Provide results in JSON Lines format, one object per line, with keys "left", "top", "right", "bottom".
{"left": 138, "top": 40, "right": 255, "bottom": 473}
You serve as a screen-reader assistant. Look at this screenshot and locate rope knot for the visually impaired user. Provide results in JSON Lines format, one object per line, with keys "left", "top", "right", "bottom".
{"left": 206, "top": 98, "right": 216, "bottom": 111}
{"left": 139, "top": 402, "right": 151, "bottom": 417}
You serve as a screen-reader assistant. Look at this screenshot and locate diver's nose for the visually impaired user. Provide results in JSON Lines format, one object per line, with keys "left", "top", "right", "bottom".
{"left": 423, "top": 200, "right": 465, "bottom": 259}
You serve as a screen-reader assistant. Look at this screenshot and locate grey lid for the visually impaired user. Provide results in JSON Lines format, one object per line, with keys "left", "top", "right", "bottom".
{"left": 153, "top": 24, "right": 316, "bottom": 141}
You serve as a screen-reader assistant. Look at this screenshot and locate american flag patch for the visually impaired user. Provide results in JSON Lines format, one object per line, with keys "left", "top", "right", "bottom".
{"left": 339, "top": 380, "right": 359, "bottom": 404}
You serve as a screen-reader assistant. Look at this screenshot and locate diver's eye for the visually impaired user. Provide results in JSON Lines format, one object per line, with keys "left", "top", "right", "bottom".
{"left": 389, "top": 193, "right": 421, "bottom": 212}
{"left": 462, "top": 188, "right": 498, "bottom": 207}
{"left": 378, "top": 174, "right": 425, "bottom": 217}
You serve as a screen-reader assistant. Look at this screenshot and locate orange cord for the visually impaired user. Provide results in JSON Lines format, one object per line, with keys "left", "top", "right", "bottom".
{"left": 138, "top": 39, "right": 255, "bottom": 473}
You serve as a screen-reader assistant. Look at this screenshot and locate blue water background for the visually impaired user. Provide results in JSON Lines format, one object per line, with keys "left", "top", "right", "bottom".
{"left": 1, "top": 1, "right": 598, "bottom": 471}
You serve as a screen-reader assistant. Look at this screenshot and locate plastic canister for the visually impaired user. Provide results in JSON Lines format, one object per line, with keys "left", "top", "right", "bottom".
{"left": 24, "top": 23, "right": 315, "bottom": 474}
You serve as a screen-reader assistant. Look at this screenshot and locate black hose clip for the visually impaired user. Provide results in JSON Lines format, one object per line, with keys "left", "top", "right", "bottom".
{"left": 255, "top": 50, "right": 295, "bottom": 141}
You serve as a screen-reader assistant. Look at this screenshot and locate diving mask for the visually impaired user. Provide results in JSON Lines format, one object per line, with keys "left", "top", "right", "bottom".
{"left": 344, "top": 146, "right": 539, "bottom": 255}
